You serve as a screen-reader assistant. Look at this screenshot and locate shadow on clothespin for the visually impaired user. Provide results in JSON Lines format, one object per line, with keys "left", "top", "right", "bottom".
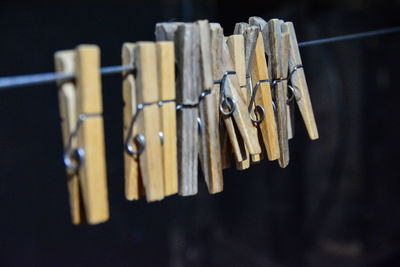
{"left": 55, "top": 45, "right": 109, "bottom": 225}
{"left": 122, "top": 42, "right": 168, "bottom": 202}
{"left": 155, "top": 22, "right": 201, "bottom": 196}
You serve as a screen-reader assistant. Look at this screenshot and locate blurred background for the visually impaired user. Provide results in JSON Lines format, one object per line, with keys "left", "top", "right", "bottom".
{"left": 0, "top": 1, "right": 400, "bottom": 266}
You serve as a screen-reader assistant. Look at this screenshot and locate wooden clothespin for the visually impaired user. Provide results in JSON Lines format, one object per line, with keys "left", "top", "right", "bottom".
{"left": 211, "top": 25, "right": 262, "bottom": 166}
{"left": 239, "top": 20, "right": 280, "bottom": 161}
{"left": 156, "top": 41, "right": 178, "bottom": 196}
{"left": 155, "top": 23, "right": 201, "bottom": 196}
{"left": 281, "top": 22, "right": 319, "bottom": 140}
{"left": 123, "top": 42, "right": 164, "bottom": 202}
{"left": 55, "top": 45, "right": 109, "bottom": 225}
{"left": 209, "top": 23, "right": 232, "bottom": 170}
{"left": 226, "top": 34, "right": 251, "bottom": 169}
{"left": 250, "top": 17, "right": 294, "bottom": 140}
{"left": 210, "top": 23, "right": 249, "bottom": 170}
{"left": 267, "top": 19, "right": 290, "bottom": 167}
{"left": 197, "top": 20, "right": 223, "bottom": 193}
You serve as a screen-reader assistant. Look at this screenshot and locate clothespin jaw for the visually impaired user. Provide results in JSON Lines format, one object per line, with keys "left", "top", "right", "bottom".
{"left": 132, "top": 42, "right": 165, "bottom": 202}
{"left": 210, "top": 23, "right": 233, "bottom": 170}
{"left": 196, "top": 20, "right": 223, "bottom": 193}
{"left": 156, "top": 22, "right": 201, "bottom": 196}
{"left": 156, "top": 41, "right": 178, "bottom": 196}
{"left": 55, "top": 45, "right": 109, "bottom": 225}
{"left": 281, "top": 22, "right": 319, "bottom": 140}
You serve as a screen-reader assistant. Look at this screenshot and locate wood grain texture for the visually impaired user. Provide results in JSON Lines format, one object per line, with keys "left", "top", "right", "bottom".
{"left": 197, "top": 20, "right": 223, "bottom": 193}
{"left": 249, "top": 17, "right": 271, "bottom": 78}
{"left": 221, "top": 41, "right": 262, "bottom": 159}
{"left": 134, "top": 42, "right": 164, "bottom": 201}
{"left": 210, "top": 23, "right": 232, "bottom": 170}
{"left": 227, "top": 34, "right": 255, "bottom": 169}
{"left": 251, "top": 32, "right": 280, "bottom": 161}
{"left": 267, "top": 19, "right": 290, "bottom": 168}
{"left": 55, "top": 50, "right": 83, "bottom": 225}
{"left": 75, "top": 45, "right": 109, "bottom": 224}
{"left": 234, "top": 24, "right": 260, "bottom": 75}
{"left": 281, "top": 22, "right": 319, "bottom": 140}
{"left": 156, "top": 41, "right": 178, "bottom": 196}
{"left": 122, "top": 43, "right": 141, "bottom": 201}
{"left": 175, "top": 24, "right": 201, "bottom": 196}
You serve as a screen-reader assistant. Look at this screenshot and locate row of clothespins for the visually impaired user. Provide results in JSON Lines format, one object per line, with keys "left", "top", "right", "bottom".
{"left": 55, "top": 16, "right": 319, "bottom": 225}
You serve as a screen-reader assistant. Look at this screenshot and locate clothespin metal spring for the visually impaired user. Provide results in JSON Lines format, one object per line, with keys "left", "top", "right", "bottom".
{"left": 63, "top": 113, "right": 102, "bottom": 172}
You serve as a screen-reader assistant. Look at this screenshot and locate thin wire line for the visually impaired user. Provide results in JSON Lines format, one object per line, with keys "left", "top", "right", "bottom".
{"left": 298, "top": 26, "right": 400, "bottom": 47}
{"left": 0, "top": 26, "right": 399, "bottom": 91}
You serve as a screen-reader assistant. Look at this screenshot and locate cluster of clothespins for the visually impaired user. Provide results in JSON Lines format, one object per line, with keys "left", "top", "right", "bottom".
{"left": 55, "top": 16, "right": 318, "bottom": 225}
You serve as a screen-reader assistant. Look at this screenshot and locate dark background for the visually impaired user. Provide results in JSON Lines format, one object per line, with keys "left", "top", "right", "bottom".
{"left": 1, "top": 1, "right": 400, "bottom": 266}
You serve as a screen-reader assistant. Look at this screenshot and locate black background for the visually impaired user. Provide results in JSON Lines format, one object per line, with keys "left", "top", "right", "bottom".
{"left": 1, "top": 1, "right": 400, "bottom": 266}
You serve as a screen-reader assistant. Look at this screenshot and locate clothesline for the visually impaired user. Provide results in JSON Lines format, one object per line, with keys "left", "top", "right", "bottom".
{"left": 0, "top": 25, "right": 399, "bottom": 91}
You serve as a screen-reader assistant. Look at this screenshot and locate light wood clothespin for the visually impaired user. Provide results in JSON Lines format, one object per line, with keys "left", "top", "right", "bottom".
{"left": 55, "top": 45, "right": 109, "bottom": 225}
{"left": 237, "top": 21, "right": 281, "bottom": 161}
{"left": 267, "top": 19, "right": 289, "bottom": 167}
{"left": 197, "top": 20, "right": 223, "bottom": 193}
{"left": 123, "top": 42, "right": 164, "bottom": 202}
{"left": 210, "top": 23, "right": 233, "bottom": 170}
{"left": 155, "top": 22, "right": 201, "bottom": 196}
{"left": 281, "top": 22, "right": 319, "bottom": 140}
{"left": 250, "top": 17, "right": 294, "bottom": 140}
{"left": 214, "top": 28, "right": 262, "bottom": 165}
{"left": 211, "top": 23, "right": 250, "bottom": 170}
{"left": 227, "top": 34, "right": 262, "bottom": 167}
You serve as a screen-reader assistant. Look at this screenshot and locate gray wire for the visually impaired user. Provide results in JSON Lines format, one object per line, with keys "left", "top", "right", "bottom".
{"left": 298, "top": 26, "right": 400, "bottom": 47}
{"left": 0, "top": 26, "right": 399, "bottom": 91}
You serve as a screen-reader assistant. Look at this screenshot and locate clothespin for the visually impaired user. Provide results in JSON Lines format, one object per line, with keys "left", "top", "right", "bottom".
{"left": 197, "top": 20, "right": 223, "bottom": 193}
{"left": 267, "top": 19, "right": 290, "bottom": 167}
{"left": 155, "top": 23, "right": 201, "bottom": 196}
{"left": 156, "top": 41, "right": 179, "bottom": 196}
{"left": 123, "top": 42, "right": 164, "bottom": 202}
{"left": 210, "top": 24, "right": 262, "bottom": 166}
{"left": 238, "top": 20, "right": 280, "bottom": 161}
{"left": 281, "top": 22, "right": 319, "bottom": 140}
{"left": 210, "top": 23, "right": 233, "bottom": 170}
{"left": 210, "top": 23, "right": 249, "bottom": 170}
{"left": 250, "top": 17, "right": 295, "bottom": 140}
{"left": 226, "top": 34, "right": 251, "bottom": 169}
{"left": 233, "top": 23, "right": 263, "bottom": 164}
{"left": 55, "top": 45, "right": 109, "bottom": 225}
